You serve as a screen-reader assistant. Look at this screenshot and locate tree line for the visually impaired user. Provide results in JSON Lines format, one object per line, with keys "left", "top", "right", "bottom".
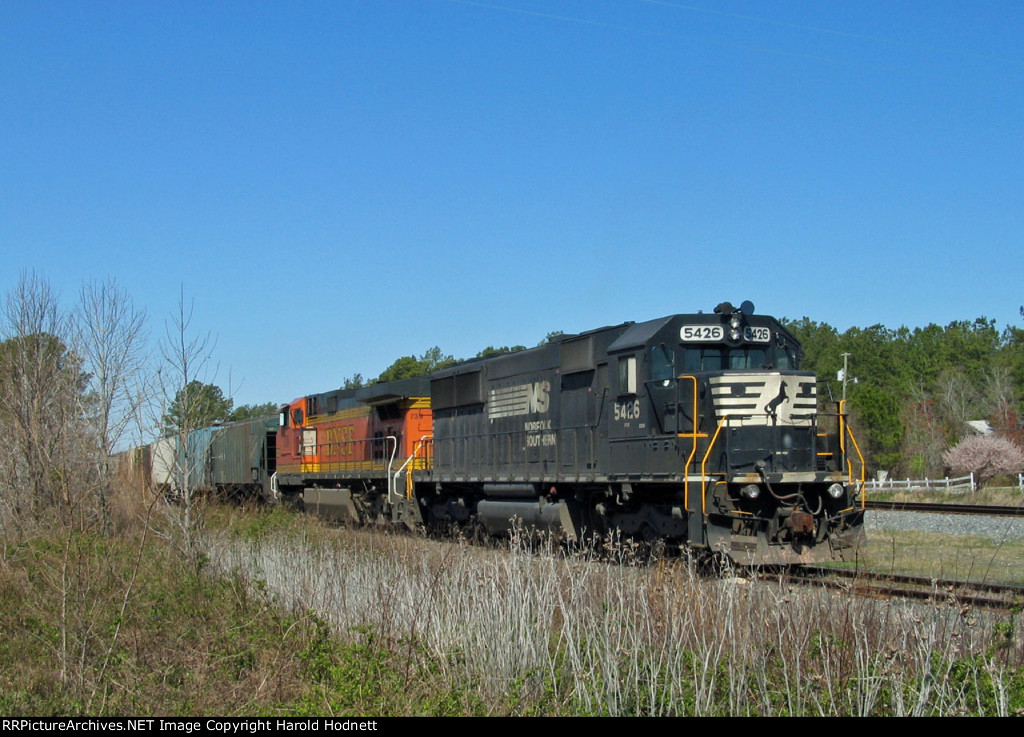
{"left": 784, "top": 314, "right": 1024, "bottom": 477}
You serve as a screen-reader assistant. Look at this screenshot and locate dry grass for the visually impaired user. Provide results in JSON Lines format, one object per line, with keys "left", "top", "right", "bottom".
{"left": 204, "top": 511, "right": 1024, "bottom": 716}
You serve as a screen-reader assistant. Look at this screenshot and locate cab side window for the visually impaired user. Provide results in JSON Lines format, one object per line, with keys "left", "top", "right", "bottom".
{"left": 650, "top": 345, "right": 675, "bottom": 384}
{"left": 618, "top": 355, "right": 637, "bottom": 395}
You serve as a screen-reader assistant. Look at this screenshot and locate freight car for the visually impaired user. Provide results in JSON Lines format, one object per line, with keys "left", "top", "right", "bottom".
{"left": 129, "top": 415, "right": 279, "bottom": 500}
{"left": 149, "top": 302, "right": 866, "bottom": 565}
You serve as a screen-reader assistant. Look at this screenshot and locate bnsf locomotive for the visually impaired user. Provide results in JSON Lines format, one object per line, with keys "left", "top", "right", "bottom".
{"left": 148, "top": 302, "right": 866, "bottom": 565}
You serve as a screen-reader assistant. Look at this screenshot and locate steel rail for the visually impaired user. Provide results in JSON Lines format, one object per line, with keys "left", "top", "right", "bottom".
{"left": 776, "top": 566, "right": 1024, "bottom": 611}
{"left": 864, "top": 499, "right": 1024, "bottom": 517}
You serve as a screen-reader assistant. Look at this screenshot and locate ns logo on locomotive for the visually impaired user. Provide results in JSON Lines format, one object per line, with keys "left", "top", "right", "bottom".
{"left": 146, "top": 301, "right": 866, "bottom": 565}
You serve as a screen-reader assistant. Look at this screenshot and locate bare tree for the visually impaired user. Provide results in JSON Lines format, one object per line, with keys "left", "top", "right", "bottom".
{"left": 983, "top": 365, "right": 1022, "bottom": 444}
{"left": 156, "top": 288, "right": 217, "bottom": 564}
{"left": 935, "top": 367, "right": 982, "bottom": 430}
{"left": 0, "top": 272, "right": 90, "bottom": 528}
{"left": 72, "top": 278, "right": 149, "bottom": 531}
{"left": 899, "top": 383, "right": 947, "bottom": 477}
{"left": 942, "top": 434, "right": 1024, "bottom": 490}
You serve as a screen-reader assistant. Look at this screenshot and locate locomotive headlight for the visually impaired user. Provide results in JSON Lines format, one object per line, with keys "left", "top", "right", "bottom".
{"left": 740, "top": 484, "right": 761, "bottom": 500}
{"left": 730, "top": 314, "right": 743, "bottom": 329}
{"left": 827, "top": 483, "right": 845, "bottom": 499}
{"left": 730, "top": 328, "right": 742, "bottom": 341}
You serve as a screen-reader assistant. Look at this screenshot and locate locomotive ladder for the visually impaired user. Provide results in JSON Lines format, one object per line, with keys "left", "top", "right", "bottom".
{"left": 675, "top": 375, "right": 709, "bottom": 514}
{"left": 388, "top": 434, "right": 433, "bottom": 503}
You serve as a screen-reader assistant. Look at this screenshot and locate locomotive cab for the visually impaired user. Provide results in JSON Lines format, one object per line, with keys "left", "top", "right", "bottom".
{"left": 603, "top": 302, "right": 865, "bottom": 563}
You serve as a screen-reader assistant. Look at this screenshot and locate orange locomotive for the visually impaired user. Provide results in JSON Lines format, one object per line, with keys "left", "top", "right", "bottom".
{"left": 274, "top": 377, "right": 432, "bottom": 525}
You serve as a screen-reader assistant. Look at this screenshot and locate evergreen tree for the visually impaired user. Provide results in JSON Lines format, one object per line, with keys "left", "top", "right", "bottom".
{"left": 161, "top": 381, "right": 232, "bottom": 436}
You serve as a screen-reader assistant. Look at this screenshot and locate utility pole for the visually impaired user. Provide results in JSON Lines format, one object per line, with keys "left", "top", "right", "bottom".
{"left": 841, "top": 352, "right": 851, "bottom": 402}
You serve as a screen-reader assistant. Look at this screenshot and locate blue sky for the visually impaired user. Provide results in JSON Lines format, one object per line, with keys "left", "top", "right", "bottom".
{"left": 2, "top": 1, "right": 1022, "bottom": 407}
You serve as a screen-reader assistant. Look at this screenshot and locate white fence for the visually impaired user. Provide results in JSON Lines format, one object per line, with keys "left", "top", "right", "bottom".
{"left": 863, "top": 475, "right": 975, "bottom": 494}
{"left": 863, "top": 473, "right": 1024, "bottom": 494}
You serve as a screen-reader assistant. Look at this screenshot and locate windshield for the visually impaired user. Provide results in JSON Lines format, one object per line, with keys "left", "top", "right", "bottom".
{"left": 682, "top": 346, "right": 772, "bottom": 372}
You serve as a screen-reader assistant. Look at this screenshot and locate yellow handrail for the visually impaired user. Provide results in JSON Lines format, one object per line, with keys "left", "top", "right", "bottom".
{"left": 401, "top": 435, "right": 434, "bottom": 500}
{"left": 674, "top": 375, "right": 702, "bottom": 512}
{"left": 840, "top": 426, "right": 866, "bottom": 509}
{"left": 699, "top": 416, "right": 732, "bottom": 517}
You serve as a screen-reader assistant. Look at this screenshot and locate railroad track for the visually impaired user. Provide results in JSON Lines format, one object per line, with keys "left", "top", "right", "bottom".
{"left": 863, "top": 500, "right": 1024, "bottom": 517}
{"left": 776, "top": 566, "right": 1024, "bottom": 611}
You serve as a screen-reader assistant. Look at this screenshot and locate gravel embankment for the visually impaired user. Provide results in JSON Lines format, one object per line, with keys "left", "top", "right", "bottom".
{"left": 866, "top": 510, "right": 1024, "bottom": 541}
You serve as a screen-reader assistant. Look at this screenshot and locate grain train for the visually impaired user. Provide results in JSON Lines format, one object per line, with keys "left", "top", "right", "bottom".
{"left": 136, "top": 302, "right": 866, "bottom": 565}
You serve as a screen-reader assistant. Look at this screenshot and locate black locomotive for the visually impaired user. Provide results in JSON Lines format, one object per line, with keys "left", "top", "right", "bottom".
{"left": 421, "top": 301, "right": 864, "bottom": 564}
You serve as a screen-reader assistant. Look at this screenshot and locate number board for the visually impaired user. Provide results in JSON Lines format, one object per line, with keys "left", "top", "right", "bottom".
{"left": 680, "top": 325, "right": 723, "bottom": 342}
{"left": 743, "top": 326, "right": 771, "bottom": 343}
{"left": 680, "top": 325, "right": 772, "bottom": 343}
